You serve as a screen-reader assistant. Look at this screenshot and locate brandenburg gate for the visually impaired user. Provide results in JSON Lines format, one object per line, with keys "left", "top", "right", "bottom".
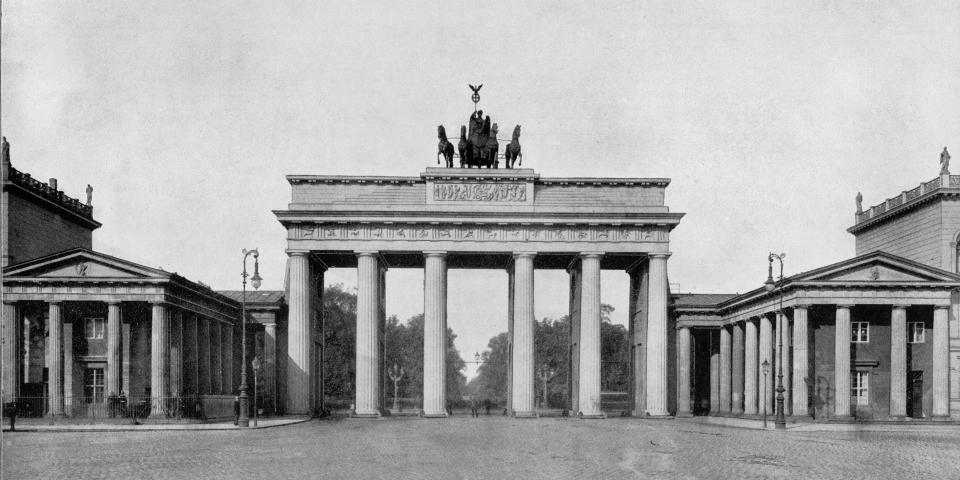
{"left": 275, "top": 167, "right": 684, "bottom": 418}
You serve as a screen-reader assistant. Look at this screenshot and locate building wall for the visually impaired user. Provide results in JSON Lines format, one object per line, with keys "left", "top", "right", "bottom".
{"left": 854, "top": 201, "right": 947, "bottom": 270}
{"left": 4, "top": 192, "right": 93, "bottom": 266}
{"left": 939, "top": 199, "right": 960, "bottom": 273}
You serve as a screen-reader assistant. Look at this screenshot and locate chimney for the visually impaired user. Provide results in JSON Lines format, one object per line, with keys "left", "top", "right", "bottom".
{"left": 49, "top": 178, "right": 58, "bottom": 190}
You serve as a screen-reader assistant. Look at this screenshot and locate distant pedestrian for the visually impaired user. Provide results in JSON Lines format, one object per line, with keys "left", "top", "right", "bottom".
{"left": 470, "top": 400, "right": 479, "bottom": 418}
{"left": 234, "top": 394, "right": 240, "bottom": 425}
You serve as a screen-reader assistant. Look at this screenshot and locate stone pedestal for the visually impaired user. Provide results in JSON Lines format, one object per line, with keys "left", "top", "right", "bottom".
{"left": 422, "top": 252, "right": 448, "bottom": 418}
{"left": 511, "top": 253, "right": 536, "bottom": 417}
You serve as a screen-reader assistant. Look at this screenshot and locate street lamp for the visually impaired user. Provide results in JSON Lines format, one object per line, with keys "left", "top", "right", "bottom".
{"left": 251, "top": 356, "right": 261, "bottom": 427}
{"left": 387, "top": 363, "right": 404, "bottom": 412}
{"left": 238, "top": 248, "right": 262, "bottom": 428}
{"left": 764, "top": 252, "right": 786, "bottom": 430}
{"left": 761, "top": 359, "right": 770, "bottom": 428}
{"left": 537, "top": 365, "right": 556, "bottom": 410}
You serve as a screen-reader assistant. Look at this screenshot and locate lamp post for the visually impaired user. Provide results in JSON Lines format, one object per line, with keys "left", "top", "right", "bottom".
{"left": 537, "top": 365, "right": 556, "bottom": 410}
{"left": 387, "top": 363, "right": 404, "bottom": 412}
{"left": 238, "top": 248, "right": 262, "bottom": 428}
{"left": 764, "top": 252, "right": 786, "bottom": 430}
{"left": 761, "top": 359, "right": 770, "bottom": 428}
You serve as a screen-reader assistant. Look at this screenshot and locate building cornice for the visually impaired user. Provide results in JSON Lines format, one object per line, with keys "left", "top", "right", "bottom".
{"left": 848, "top": 174, "right": 960, "bottom": 234}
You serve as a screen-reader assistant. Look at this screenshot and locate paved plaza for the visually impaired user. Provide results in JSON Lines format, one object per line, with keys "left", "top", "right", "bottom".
{"left": 3, "top": 417, "right": 959, "bottom": 479}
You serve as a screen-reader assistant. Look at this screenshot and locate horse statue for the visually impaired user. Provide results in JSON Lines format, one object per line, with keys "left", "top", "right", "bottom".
{"left": 437, "top": 125, "right": 455, "bottom": 168}
{"left": 458, "top": 126, "right": 467, "bottom": 168}
{"left": 504, "top": 125, "right": 522, "bottom": 168}
{"left": 463, "top": 113, "right": 498, "bottom": 168}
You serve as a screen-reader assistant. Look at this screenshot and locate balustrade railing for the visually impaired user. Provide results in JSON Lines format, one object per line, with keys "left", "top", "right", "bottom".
{"left": 854, "top": 174, "right": 960, "bottom": 225}
{"left": 7, "top": 166, "right": 94, "bottom": 219}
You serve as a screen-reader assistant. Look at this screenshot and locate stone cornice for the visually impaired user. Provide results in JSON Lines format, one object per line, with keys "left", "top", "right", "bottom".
{"left": 275, "top": 211, "right": 684, "bottom": 226}
{"left": 4, "top": 171, "right": 101, "bottom": 230}
{"left": 849, "top": 174, "right": 960, "bottom": 234}
{"left": 287, "top": 170, "right": 671, "bottom": 188}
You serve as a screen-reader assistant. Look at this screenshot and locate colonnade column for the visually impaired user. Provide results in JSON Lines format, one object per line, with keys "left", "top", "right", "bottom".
{"left": 834, "top": 305, "right": 852, "bottom": 419}
{"left": 628, "top": 261, "right": 648, "bottom": 417}
{"left": 2, "top": 301, "right": 20, "bottom": 401}
{"left": 792, "top": 305, "right": 809, "bottom": 417}
{"left": 933, "top": 305, "right": 950, "bottom": 417}
{"left": 676, "top": 326, "right": 692, "bottom": 416}
{"left": 567, "top": 262, "right": 580, "bottom": 415}
{"left": 744, "top": 319, "right": 758, "bottom": 414}
{"left": 47, "top": 302, "right": 64, "bottom": 416}
{"left": 889, "top": 305, "right": 907, "bottom": 417}
{"left": 198, "top": 317, "right": 211, "bottom": 395}
{"left": 222, "top": 323, "right": 232, "bottom": 394}
{"left": 188, "top": 313, "right": 200, "bottom": 395}
{"left": 731, "top": 323, "right": 744, "bottom": 414}
{"left": 645, "top": 253, "right": 670, "bottom": 416}
{"left": 422, "top": 252, "right": 448, "bottom": 417}
{"left": 709, "top": 332, "right": 719, "bottom": 413}
{"left": 355, "top": 251, "right": 384, "bottom": 417}
{"left": 778, "top": 312, "right": 791, "bottom": 416}
{"left": 212, "top": 322, "right": 222, "bottom": 394}
{"left": 106, "top": 302, "right": 121, "bottom": 396}
{"left": 719, "top": 327, "right": 732, "bottom": 413}
{"left": 759, "top": 314, "right": 773, "bottom": 417}
{"left": 578, "top": 252, "right": 603, "bottom": 418}
{"left": 264, "top": 322, "right": 277, "bottom": 413}
{"left": 150, "top": 302, "right": 169, "bottom": 417}
{"left": 506, "top": 266, "right": 514, "bottom": 413}
{"left": 511, "top": 252, "right": 536, "bottom": 417}
{"left": 169, "top": 309, "right": 183, "bottom": 399}
{"left": 286, "top": 251, "right": 313, "bottom": 415}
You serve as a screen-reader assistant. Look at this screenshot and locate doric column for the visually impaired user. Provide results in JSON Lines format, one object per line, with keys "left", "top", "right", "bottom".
{"left": 731, "top": 322, "right": 744, "bottom": 414}
{"left": 676, "top": 326, "right": 692, "bottom": 416}
{"left": 355, "top": 251, "right": 383, "bottom": 417}
{"left": 709, "top": 332, "right": 719, "bottom": 413}
{"left": 645, "top": 252, "right": 670, "bottom": 416}
{"left": 185, "top": 313, "right": 198, "bottom": 396}
{"left": 719, "top": 326, "right": 732, "bottom": 413}
{"left": 150, "top": 302, "right": 169, "bottom": 417}
{"left": 423, "top": 251, "right": 448, "bottom": 417}
{"left": 264, "top": 322, "right": 277, "bottom": 412}
{"left": 122, "top": 319, "right": 131, "bottom": 396}
{"left": 511, "top": 252, "right": 536, "bottom": 417}
{"left": 744, "top": 319, "right": 758, "bottom": 415}
{"left": 759, "top": 314, "right": 773, "bottom": 417}
{"left": 778, "top": 312, "right": 791, "bottom": 416}
{"left": 792, "top": 305, "right": 809, "bottom": 417}
{"left": 628, "top": 261, "right": 648, "bottom": 416}
{"left": 889, "top": 305, "right": 907, "bottom": 417}
{"left": 169, "top": 308, "right": 182, "bottom": 398}
{"left": 286, "top": 251, "right": 313, "bottom": 415}
{"left": 63, "top": 321, "right": 73, "bottom": 414}
{"left": 211, "top": 322, "right": 222, "bottom": 394}
{"left": 47, "top": 302, "right": 64, "bottom": 416}
{"left": 507, "top": 265, "right": 515, "bottom": 413}
{"left": 2, "top": 301, "right": 20, "bottom": 401}
{"left": 567, "top": 262, "right": 581, "bottom": 414}
{"left": 106, "top": 302, "right": 122, "bottom": 396}
{"left": 933, "top": 305, "right": 950, "bottom": 417}
{"left": 834, "top": 305, "right": 852, "bottom": 419}
{"left": 222, "top": 323, "right": 233, "bottom": 394}
{"left": 198, "top": 317, "right": 211, "bottom": 395}
{"left": 578, "top": 252, "right": 603, "bottom": 418}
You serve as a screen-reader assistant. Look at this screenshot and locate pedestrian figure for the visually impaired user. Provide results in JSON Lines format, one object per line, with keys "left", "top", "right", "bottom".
{"left": 234, "top": 394, "right": 240, "bottom": 426}
{"left": 470, "top": 399, "right": 479, "bottom": 418}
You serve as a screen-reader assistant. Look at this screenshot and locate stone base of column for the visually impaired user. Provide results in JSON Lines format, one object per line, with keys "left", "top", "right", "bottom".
{"left": 421, "top": 411, "right": 449, "bottom": 418}
{"left": 831, "top": 415, "right": 851, "bottom": 421}
{"left": 512, "top": 410, "right": 538, "bottom": 418}
{"left": 578, "top": 412, "right": 606, "bottom": 419}
{"left": 350, "top": 411, "right": 382, "bottom": 419}
{"left": 674, "top": 412, "right": 693, "bottom": 418}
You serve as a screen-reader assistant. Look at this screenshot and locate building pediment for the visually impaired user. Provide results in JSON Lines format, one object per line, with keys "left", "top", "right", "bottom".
{"left": 2, "top": 248, "right": 167, "bottom": 280}
{"left": 792, "top": 251, "right": 960, "bottom": 284}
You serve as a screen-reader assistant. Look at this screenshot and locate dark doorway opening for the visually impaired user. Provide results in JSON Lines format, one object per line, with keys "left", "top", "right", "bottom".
{"left": 907, "top": 370, "right": 923, "bottom": 418}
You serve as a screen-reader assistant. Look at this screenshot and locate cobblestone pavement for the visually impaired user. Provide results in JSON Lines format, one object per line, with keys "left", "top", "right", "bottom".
{"left": 3, "top": 416, "right": 959, "bottom": 480}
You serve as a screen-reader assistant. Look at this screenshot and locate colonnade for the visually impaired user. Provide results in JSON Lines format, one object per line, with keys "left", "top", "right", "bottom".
{"left": 0, "top": 300, "right": 238, "bottom": 416}
{"left": 676, "top": 304, "right": 952, "bottom": 418}
{"left": 284, "top": 250, "right": 672, "bottom": 419}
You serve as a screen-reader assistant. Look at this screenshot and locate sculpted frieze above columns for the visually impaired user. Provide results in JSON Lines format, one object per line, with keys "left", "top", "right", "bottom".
{"left": 292, "top": 222, "right": 670, "bottom": 243}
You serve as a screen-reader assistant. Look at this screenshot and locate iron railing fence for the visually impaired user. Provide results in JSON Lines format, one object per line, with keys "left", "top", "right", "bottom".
{"left": 3, "top": 396, "right": 222, "bottom": 420}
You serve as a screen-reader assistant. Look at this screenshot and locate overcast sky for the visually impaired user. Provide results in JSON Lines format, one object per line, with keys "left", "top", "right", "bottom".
{"left": 3, "top": 2, "right": 959, "bottom": 378}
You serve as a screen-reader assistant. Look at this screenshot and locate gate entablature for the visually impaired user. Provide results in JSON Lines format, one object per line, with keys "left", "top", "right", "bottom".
{"left": 275, "top": 168, "right": 684, "bottom": 255}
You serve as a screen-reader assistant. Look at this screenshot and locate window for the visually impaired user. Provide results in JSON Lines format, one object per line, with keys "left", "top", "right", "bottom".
{"left": 84, "top": 368, "right": 105, "bottom": 402}
{"left": 851, "top": 322, "right": 869, "bottom": 343}
{"left": 851, "top": 371, "right": 869, "bottom": 406}
{"left": 909, "top": 322, "right": 925, "bottom": 343}
{"left": 84, "top": 318, "right": 105, "bottom": 339}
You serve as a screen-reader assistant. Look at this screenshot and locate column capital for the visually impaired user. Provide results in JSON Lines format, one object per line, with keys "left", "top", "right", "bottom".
{"left": 423, "top": 250, "right": 448, "bottom": 257}
{"left": 579, "top": 252, "right": 605, "bottom": 259}
{"left": 106, "top": 300, "right": 123, "bottom": 306}
{"left": 2, "top": 300, "right": 17, "bottom": 306}
{"left": 648, "top": 252, "right": 672, "bottom": 259}
{"left": 792, "top": 304, "right": 811, "bottom": 310}
{"left": 512, "top": 251, "right": 537, "bottom": 259}
{"left": 933, "top": 304, "right": 951, "bottom": 310}
{"left": 835, "top": 304, "right": 855, "bottom": 309}
{"left": 287, "top": 250, "right": 310, "bottom": 257}
{"left": 48, "top": 300, "right": 63, "bottom": 306}
{"left": 891, "top": 304, "right": 911, "bottom": 310}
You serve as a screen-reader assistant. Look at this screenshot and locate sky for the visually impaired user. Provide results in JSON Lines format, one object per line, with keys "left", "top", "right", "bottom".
{"left": 3, "top": 2, "right": 959, "bottom": 378}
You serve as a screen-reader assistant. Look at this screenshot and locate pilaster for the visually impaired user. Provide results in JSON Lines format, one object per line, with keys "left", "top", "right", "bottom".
{"left": 676, "top": 326, "right": 692, "bottom": 416}
{"left": 2, "top": 301, "right": 19, "bottom": 401}
{"left": 627, "top": 261, "right": 648, "bottom": 417}
{"left": 759, "top": 314, "right": 773, "bottom": 418}
{"left": 719, "top": 326, "right": 732, "bottom": 413}
{"left": 170, "top": 308, "right": 183, "bottom": 398}
{"left": 778, "top": 312, "right": 791, "bottom": 416}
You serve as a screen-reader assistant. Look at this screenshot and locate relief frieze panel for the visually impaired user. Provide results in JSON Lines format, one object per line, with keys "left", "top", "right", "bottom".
{"left": 291, "top": 222, "right": 669, "bottom": 243}
{"left": 433, "top": 183, "right": 527, "bottom": 202}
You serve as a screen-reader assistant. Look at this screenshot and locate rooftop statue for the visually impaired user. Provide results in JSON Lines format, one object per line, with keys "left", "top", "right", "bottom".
{"left": 940, "top": 146, "right": 950, "bottom": 175}
{"left": 86, "top": 184, "right": 94, "bottom": 206}
{"left": 504, "top": 125, "right": 522, "bottom": 168}
{"left": 2, "top": 136, "right": 10, "bottom": 166}
{"left": 437, "top": 125, "right": 455, "bottom": 168}
{"left": 462, "top": 111, "right": 499, "bottom": 168}
{"left": 855, "top": 191, "right": 863, "bottom": 214}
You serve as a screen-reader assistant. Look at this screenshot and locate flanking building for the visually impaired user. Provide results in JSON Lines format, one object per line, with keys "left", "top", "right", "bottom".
{"left": 676, "top": 169, "right": 960, "bottom": 420}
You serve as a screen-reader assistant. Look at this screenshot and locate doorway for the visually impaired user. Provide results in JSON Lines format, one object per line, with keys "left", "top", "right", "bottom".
{"left": 907, "top": 370, "right": 923, "bottom": 418}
